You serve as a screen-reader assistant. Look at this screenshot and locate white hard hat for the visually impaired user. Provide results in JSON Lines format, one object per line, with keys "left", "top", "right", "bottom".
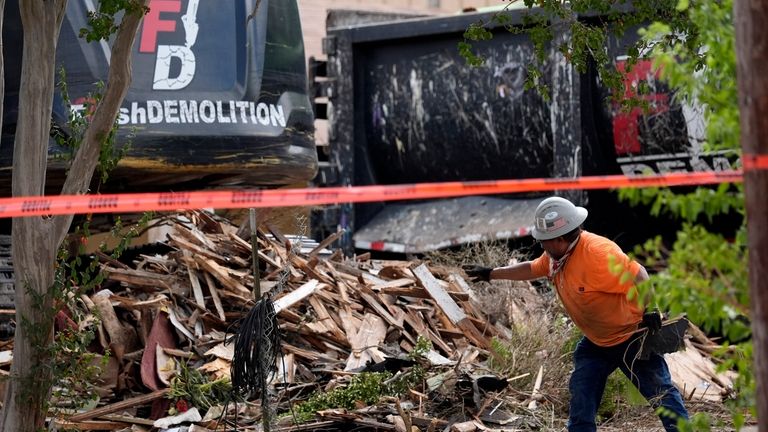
{"left": 531, "top": 196, "right": 588, "bottom": 240}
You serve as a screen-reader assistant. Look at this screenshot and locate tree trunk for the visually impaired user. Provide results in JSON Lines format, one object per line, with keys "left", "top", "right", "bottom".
{"left": 2, "top": 1, "right": 67, "bottom": 430}
{"left": 734, "top": 1, "right": 768, "bottom": 430}
{"left": 1, "top": 0, "right": 148, "bottom": 429}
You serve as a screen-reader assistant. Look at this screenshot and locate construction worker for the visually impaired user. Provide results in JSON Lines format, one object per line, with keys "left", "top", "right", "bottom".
{"left": 463, "top": 196, "right": 689, "bottom": 432}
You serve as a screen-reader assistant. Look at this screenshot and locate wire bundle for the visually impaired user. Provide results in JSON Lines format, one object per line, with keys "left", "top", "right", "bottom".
{"left": 230, "top": 297, "right": 281, "bottom": 398}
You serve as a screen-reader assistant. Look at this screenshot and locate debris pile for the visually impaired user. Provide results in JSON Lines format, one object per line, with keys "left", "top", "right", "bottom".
{"left": 0, "top": 211, "right": 738, "bottom": 431}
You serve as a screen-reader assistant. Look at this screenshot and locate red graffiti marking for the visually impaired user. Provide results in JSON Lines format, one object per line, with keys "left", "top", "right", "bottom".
{"left": 140, "top": 0, "right": 181, "bottom": 53}
{"left": 612, "top": 60, "right": 670, "bottom": 155}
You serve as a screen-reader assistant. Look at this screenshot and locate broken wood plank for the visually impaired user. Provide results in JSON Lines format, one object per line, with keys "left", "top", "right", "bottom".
{"left": 274, "top": 280, "right": 322, "bottom": 313}
{"left": 172, "top": 234, "right": 248, "bottom": 268}
{"left": 308, "top": 296, "right": 348, "bottom": 344}
{"left": 290, "top": 253, "right": 336, "bottom": 285}
{"left": 171, "top": 219, "right": 217, "bottom": 250}
{"left": 345, "top": 313, "right": 387, "bottom": 371}
{"left": 92, "top": 292, "right": 138, "bottom": 361}
{"left": 282, "top": 342, "right": 338, "bottom": 363}
{"left": 53, "top": 419, "right": 130, "bottom": 430}
{"left": 372, "top": 278, "right": 418, "bottom": 291}
{"left": 108, "top": 294, "right": 169, "bottom": 310}
{"left": 100, "top": 414, "right": 156, "bottom": 426}
{"left": 358, "top": 286, "right": 404, "bottom": 330}
{"left": 195, "top": 256, "right": 252, "bottom": 298}
{"left": 184, "top": 250, "right": 207, "bottom": 310}
{"left": 403, "top": 310, "right": 453, "bottom": 356}
{"left": 528, "top": 365, "right": 544, "bottom": 409}
{"left": 308, "top": 229, "right": 345, "bottom": 258}
{"left": 203, "top": 273, "right": 226, "bottom": 322}
{"left": 412, "top": 264, "right": 490, "bottom": 349}
{"left": 381, "top": 286, "right": 470, "bottom": 301}
{"left": 413, "top": 265, "right": 466, "bottom": 323}
{"left": 69, "top": 389, "right": 170, "bottom": 422}
{"left": 228, "top": 232, "right": 282, "bottom": 269}
{"left": 102, "top": 266, "right": 174, "bottom": 289}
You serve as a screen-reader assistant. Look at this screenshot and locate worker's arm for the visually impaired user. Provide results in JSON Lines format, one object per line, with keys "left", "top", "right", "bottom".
{"left": 634, "top": 263, "right": 663, "bottom": 331}
{"left": 635, "top": 264, "right": 649, "bottom": 284}
{"left": 463, "top": 261, "right": 540, "bottom": 282}
{"left": 490, "top": 262, "right": 537, "bottom": 281}
{"left": 634, "top": 264, "right": 655, "bottom": 305}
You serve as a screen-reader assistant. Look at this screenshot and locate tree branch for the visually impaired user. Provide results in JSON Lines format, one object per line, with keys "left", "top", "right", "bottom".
{"left": 53, "top": 0, "right": 148, "bottom": 242}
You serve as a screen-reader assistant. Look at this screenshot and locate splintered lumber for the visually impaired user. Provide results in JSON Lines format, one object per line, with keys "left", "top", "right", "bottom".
{"left": 345, "top": 313, "right": 387, "bottom": 371}
{"left": 309, "top": 229, "right": 344, "bottom": 257}
{"left": 228, "top": 231, "right": 282, "bottom": 268}
{"left": 412, "top": 264, "right": 490, "bottom": 349}
{"left": 53, "top": 420, "right": 130, "bottom": 430}
{"left": 274, "top": 279, "right": 321, "bottom": 313}
{"left": 380, "top": 286, "right": 470, "bottom": 301}
{"left": 195, "top": 256, "right": 251, "bottom": 298}
{"left": 338, "top": 308, "right": 362, "bottom": 341}
{"left": 403, "top": 310, "right": 453, "bottom": 356}
{"left": 91, "top": 291, "right": 138, "bottom": 361}
{"left": 104, "top": 267, "right": 174, "bottom": 288}
{"left": 528, "top": 365, "right": 544, "bottom": 409}
{"left": 172, "top": 220, "right": 217, "bottom": 250}
{"left": 308, "top": 296, "right": 348, "bottom": 343}
{"left": 171, "top": 234, "right": 247, "bottom": 268}
{"left": 63, "top": 210, "right": 546, "bottom": 428}
{"left": 203, "top": 273, "right": 227, "bottom": 322}
{"left": 372, "top": 278, "right": 417, "bottom": 291}
{"left": 665, "top": 339, "right": 734, "bottom": 401}
{"left": 184, "top": 250, "right": 207, "bottom": 310}
{"left": 358, "top": 286, "right": 404, "bottom": 330}
{"left": 68, "top": 389, "right": 170, "bottom": 422}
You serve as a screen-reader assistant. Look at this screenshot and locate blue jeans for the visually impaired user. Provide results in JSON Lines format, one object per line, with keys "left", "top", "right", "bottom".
{"left": 568, "top": 336, "right": 689, "bottom": 432}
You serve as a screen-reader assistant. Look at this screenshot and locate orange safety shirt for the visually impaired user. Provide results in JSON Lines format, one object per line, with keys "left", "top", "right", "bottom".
{"left": 530, "top": 231, "right": 643, "bottom": 347}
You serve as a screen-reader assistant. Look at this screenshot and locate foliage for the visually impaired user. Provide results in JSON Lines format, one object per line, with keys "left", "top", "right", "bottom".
{"left": 462, "top": 0, "right": 752, "bottom": 427}
{"left": 292, "top": 342, "right": 431, "bottom": 423}
{"left": 462, "top": 0, "right": 692, "bottom": 103}
{"left": 597, "top": 371, "right": 645, "bottom": 420}
{"left": 169, "top": 362, "right": 234, "bottom": 412}
{"left": 633, "top": 225, "right": 749, "bottom": 341}
{"left": 409, "top": 335, "right": 433, "bottom": 360}
{"left": 626, "top": 1, "right": 753, "bottom": 424}
{"left": 639, "top": 0, "right": 739, "bottom": 153}
{"left": 295, "top": 372, "right": 424, "bottom": 423}
{"left": 20, "top": 214, "right": 152, "bottom": 413}
{"left": 487, "top": 317, "right": 580, "bottom": 413}
{"left": 80, "top": 0, "right": 150, "bottom": 42}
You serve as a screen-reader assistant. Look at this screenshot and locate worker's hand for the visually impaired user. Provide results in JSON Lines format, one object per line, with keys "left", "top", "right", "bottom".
{"left": 641, "top": 310, "right": 663, "bottom": 334}
{"left": 462, "top": 265, "right": 493, "bottom": 283}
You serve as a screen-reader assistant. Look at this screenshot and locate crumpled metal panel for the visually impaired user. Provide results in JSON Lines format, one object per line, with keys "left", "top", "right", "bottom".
{"left": 353, "top": 196, "right": 544, "bottom": 253}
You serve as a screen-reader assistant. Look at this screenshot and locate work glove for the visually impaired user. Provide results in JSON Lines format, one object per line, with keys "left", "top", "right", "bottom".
{"left": 462, "top": 265, "right": 493, "bottom": 283}
{"left": 641, "top": 310, "right": 663, "bottom": 334}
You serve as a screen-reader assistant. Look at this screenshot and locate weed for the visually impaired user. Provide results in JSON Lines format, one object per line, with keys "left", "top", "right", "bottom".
{"left": 487, "top": 321, "right": 576, "bottom": 414}
{"left": 290, "top": 337, "right": 433, "bottom": 422}
{"left": 169, "top": 361, "right": 234, "bottom": 413}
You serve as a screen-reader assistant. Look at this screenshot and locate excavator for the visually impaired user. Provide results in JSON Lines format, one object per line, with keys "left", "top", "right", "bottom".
{"left": 0, "top": 0, "right": 317, "bottom": 312}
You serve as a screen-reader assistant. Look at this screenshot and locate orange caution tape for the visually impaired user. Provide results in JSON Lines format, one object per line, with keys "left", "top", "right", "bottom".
{"left": 0, "top": 170, "right": 744, "bottom": 219}
{"left": 742, "top": 154, "right": 768, "bottom": 172}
